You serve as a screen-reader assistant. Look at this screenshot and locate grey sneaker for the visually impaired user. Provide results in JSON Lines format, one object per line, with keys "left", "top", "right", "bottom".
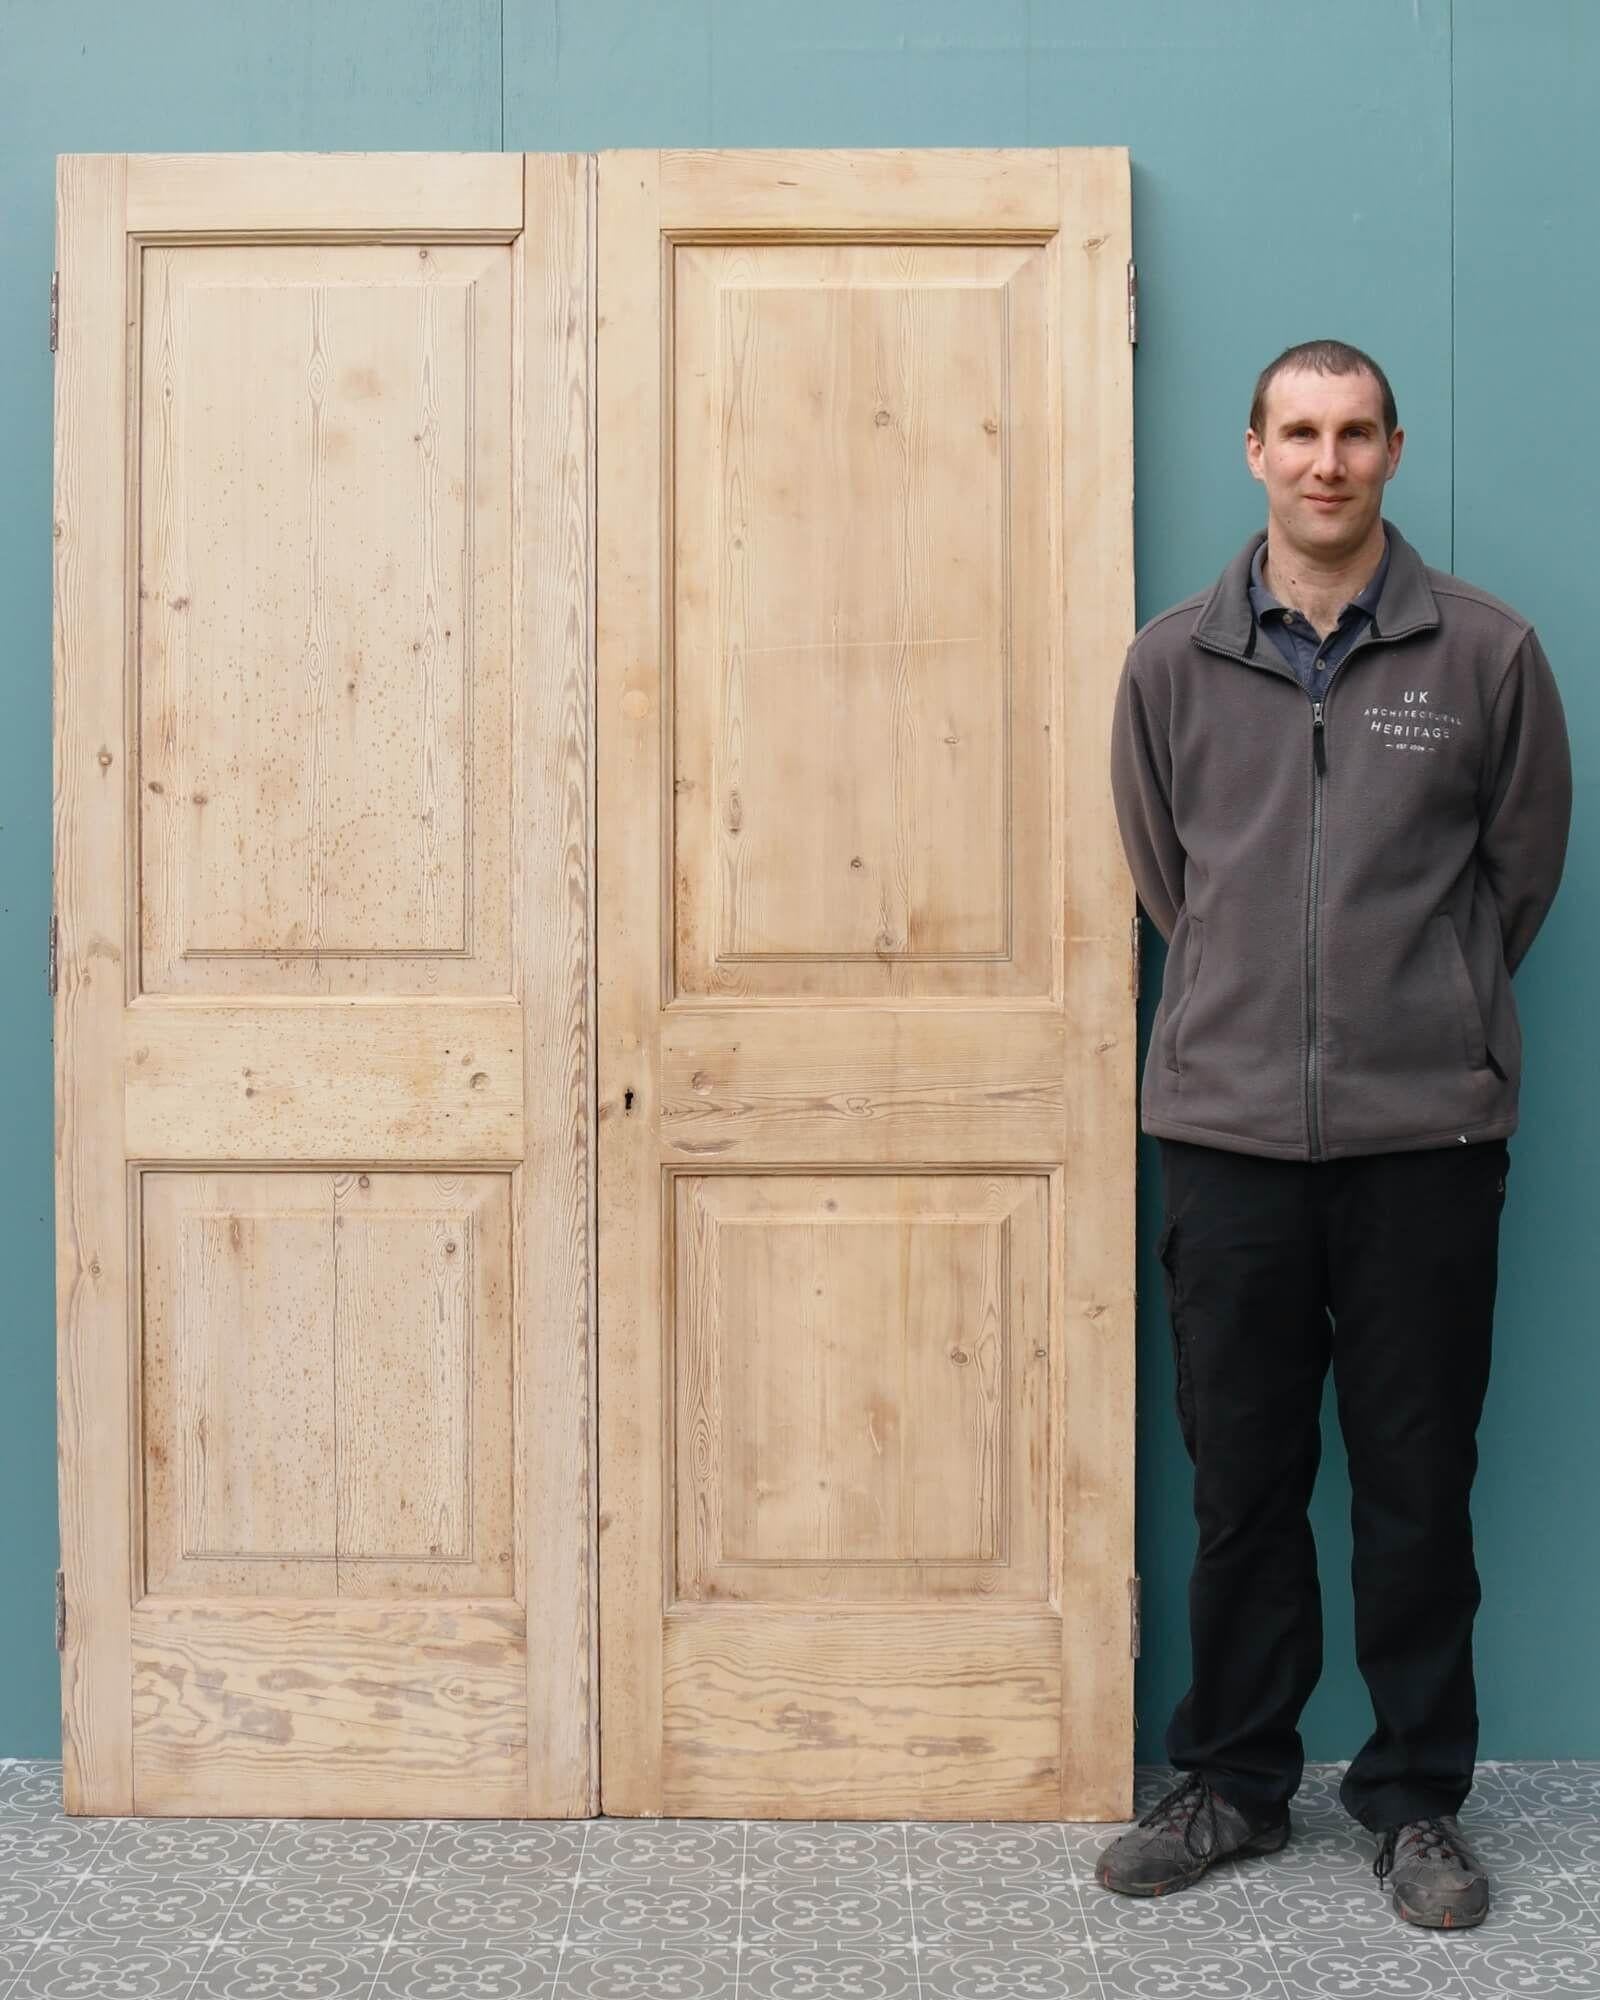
{"left": 1374, "top": 1814, "right": 1490, "bottom": 1928}
{"left": 1095, "top": 1771, "right": 1291, "bottom": 1897}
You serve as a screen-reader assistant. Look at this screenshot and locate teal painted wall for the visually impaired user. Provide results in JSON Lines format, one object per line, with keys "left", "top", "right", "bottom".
{"left": 1, "top": 0, "right": 1589, "bottom": 1767}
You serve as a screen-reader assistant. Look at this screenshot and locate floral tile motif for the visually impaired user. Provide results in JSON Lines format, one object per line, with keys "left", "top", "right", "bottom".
{"left": 4, "top": 1940, "right": 214, "bottom": 1998}
{"left": 209, "top": 1869, "right": 409, "bottom": 1944}
{"left": 1426, "top": 1938, "right": 1600, "bottom": 1998}
{"left": 12, "top": 1868, "right": 236, "bottom": 1945}
{"left": 390, "top": 1874, "right": 577, "bottom": 1943}
{"left": 92, "top": 1818, "right": 268, "bottom": 1876}
{"left": 745, "top": 1823, "right": 905, "bottom": 1880}
{"left": 906, "top": 1822, "right": 1072, "bottom": 1880}
{"left": 739, "top": 1879, "right": 913, "bottom": 1949}
{"left": 561, "top": 1878, "right": 744, "bottom": 1946}
{"left": 549, "top": 1941, "right": 740, "bottom": 1998}
{"left": 1084, "top": 1876, "right": 1262, "bottom": 1944}
{"left": 580, "top": 1820, "right": 745, "bottom": 1881}
{"left": 910, "top": 1876, "right": 1089, "bottom": 1948}
{"left": 1099, "top": 1940, "right": 1288, "bottom": 1998}
{"left": 918, "top": 1945, "right": 1105, "bottom": 1998}
{"left": 366, "top": 1941, "right": 562, "bottom": 2000}
{"left": 421, "top": 1817, "right": 589, "bottom": 1875}
{"left": 0, "top": 1818, "right": 114, "bottom": 1880}
{"left": 1269, "top": 1938, "right": 1469, "bottom": 1998}
{"left": 188, "top": 1941, "right": 390, "bottom": 1999}
{"left": 249, "top": 1817, "right": 430, "bottom": 1877}
{"left": 742, "top": 1944, "right": 922, "bottom": 1998}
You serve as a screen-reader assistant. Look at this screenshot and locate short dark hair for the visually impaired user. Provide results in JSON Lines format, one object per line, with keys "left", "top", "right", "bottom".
{"left": 1249, "top": 340, "right": 1398, "bottom": 440}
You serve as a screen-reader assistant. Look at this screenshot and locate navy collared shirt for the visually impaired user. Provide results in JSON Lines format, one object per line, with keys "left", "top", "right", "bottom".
{"left": 1248, "top": 525, "right": 1391, "bottom": 697}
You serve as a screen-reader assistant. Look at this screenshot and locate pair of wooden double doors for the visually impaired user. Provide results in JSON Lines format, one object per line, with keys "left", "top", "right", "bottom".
{"left": 53, "top": 147, "right": 1135, "bottom": 1821}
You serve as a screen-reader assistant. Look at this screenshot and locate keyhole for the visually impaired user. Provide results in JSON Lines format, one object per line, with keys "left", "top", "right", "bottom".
{"left": 624, "top": 1088, "right": 635, "bottom": 1113}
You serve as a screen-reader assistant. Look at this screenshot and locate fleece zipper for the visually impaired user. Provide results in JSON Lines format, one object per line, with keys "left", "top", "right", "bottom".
{"left": 1191, "top": 629, "right": 1387, "bottom": 1161}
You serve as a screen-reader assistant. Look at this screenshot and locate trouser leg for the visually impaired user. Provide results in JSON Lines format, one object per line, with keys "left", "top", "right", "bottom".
{"left": 1158, "top": 1138, "right": 1331, "bottom": 1826}
{"left": 1327, "top": 1139, "right": 1506, "bottom": 1832}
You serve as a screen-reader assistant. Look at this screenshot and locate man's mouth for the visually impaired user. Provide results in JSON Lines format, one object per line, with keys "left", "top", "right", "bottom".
{"left": 1306, "top": 495, "right": 1350, "bottom": 508}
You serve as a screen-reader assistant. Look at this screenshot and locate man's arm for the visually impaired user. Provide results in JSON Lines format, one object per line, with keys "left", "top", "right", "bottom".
{"left": 1109, "top": 647, "right": 1185, "bottom": 944}
{"left": 1479, "top": 626, "right": 1572, "bottom": 976}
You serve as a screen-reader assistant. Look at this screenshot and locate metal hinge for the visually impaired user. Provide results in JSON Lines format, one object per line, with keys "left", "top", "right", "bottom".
{"left": 1131, "top": 914, "right": 1141, "bottom": 994}
{"left": 1127, "top": 260, "right": 1138, "bottom": 346}
{"left": 50, "top": 271, "right": 59, "bottom": 354}
{"left": 1129, "top": 1574, "right": 1142, "bottom": 1659}
{"left": 54, "top": 1571, "right": 65, "bottom": 1652}
{"left": 49, "top": 913, "right": 58, "bottom": 998}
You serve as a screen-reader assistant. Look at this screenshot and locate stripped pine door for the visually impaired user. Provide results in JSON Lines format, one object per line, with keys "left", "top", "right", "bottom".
{"left": 53, "top": 153, "right": 596, "bottom": 1815}
{"left": 597, "top": 149, "right": 1136, "bottom": 1818}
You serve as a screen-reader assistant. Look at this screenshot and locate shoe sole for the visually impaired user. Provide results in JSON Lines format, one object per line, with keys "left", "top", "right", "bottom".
{"left": 1393, "top": 1892, "right": 1489, "bottom": 1929}
{"left": 1096, "top": 1817, "right": 1291, "bottom": 1897}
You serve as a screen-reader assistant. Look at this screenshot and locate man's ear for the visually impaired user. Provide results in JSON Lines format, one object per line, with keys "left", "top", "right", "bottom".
{"left": 1244, "top": 430, "right": 1266, "bottom": 485}
{"left": 1385, "top": 426, "right": 1406, "bottom": 480}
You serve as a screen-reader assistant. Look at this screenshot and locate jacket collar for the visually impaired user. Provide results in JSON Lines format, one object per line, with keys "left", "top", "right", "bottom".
{"left": 1192, "top": 517, "right": 1440, "bottom": 661}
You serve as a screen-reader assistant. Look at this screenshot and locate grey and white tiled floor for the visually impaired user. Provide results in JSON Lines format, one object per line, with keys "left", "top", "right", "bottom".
{"left": 1, "top": 1758, "right": 1597, "bottom": 1998}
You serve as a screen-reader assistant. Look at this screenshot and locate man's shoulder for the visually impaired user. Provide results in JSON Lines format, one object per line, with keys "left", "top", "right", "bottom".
{"left": 1420, "top": 562, "right": 1533, "bottom": 641}
{"left": 1128, "top": 587, "right": 1210, "bottom": 658}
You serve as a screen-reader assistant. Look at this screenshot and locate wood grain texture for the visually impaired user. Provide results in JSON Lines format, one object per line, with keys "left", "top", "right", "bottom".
{"left": 130, "top": 1597, "right": 527, "bottom": 1817}
{"left": 518, "top": 150, "right": 599, "bottom": 1816}
{"left": 661, "top": 1607, "right": 1062, "bottom": 1818}
{"left": 125, "top": 152, "right": 523, "bottom": 235}
{"left": 1054, "top": 147, "right": 1137, "bottom": 1821}
{"left": 659, "top": 148, "right": 1060, "bottom": 232}
{"left": 595, "top": 148, "right": 666, "bottom": 1814}
{"left": 56, "top": 150, "right": 597, "bottom": 1818}
{"left": 54, "top": 152, "right": 135, "bottom": 1815}
{"left": 599, "top": 146, "right": 1134, "bottom": 1820}
{"left": 660, "top": 1009, "right": 1066, "bottom": 1162}
{"left": 123, "top": 1001, "right": 523, "bottom": 1159}
{"left": 135, "top": 240, "right": 513, "bottom": 997}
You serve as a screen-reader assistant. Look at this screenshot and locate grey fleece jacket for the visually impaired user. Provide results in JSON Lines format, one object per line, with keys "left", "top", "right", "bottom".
{"left": 1109, "top": 519, "right": 1572, "bottom": 1162}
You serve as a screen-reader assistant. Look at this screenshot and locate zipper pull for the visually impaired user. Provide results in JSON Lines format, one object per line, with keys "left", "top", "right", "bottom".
{"left": 1312, "top": 698, "right": 1327, "bottom": 775}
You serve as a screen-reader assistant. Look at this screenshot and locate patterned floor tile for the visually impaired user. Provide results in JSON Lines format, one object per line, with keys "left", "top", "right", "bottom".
{"left": 742, "top": 1943, "right": 922, "bottom": 1998}
{"left": 1083, "top": 1876, "right": 1262, "bottom": 1945}
{"left": 550, "top": 1940, "right": 740, "bottom": 1997}
{"left": 0, "top": 1818, "right": 113, "bottom": 1880}
{"left": 1477, "top": 1762, "right": 1600, "bottom": 1817}
{"left": 745, "top": 1824, "right": 905, "bottom": 1879}
{"left": 187, "top": 1940, "right": 391, "bottom": 1998}
{"left": 1429, "top": 1937, "right": 1600, "bottom": 1997}
{"left": 910, "top": 1876, "right": 1088, "bottom": 1948}
{"left": 365, "top": 1940, "right": 563, "bottom": 1999}
{"left": 5, "top": 1940, "right": 214, "bottom": 1998}
{"left": 906, "top": 1822, "right": 1071, "bottom": 1879}
{"left": 390, "top": 1873, "right": 577, "bottom": 1943}
{"left": 218, "top": 1869, "right": 411, "bottom": 1944}
{"left": 247, "top": 1817, "right": 430, "bottom": 1877}
{"left": 8, "top": 1868, "right": 234, "bottom": 1946}
{"left": 1269, "top": 1937, "right": 1469, "bottom": 1998}
{"left": 740, "top": 1879, "right": 913, "bottom": 1949}
{"left": 581, "top": 1821, "right": 744, "bottom": 1880}
{"left": 561, "top": 1878, "right": 744, "bottom": 1946}
{"left": 91, "top": 1819, "right": 268, "bottom": 1876}
{"left": 421, "top": 1818, "right": 588, "bottom": 1875}
{"left": 918, "top": 1944, "right": 1104, "bottom": 1998}
{"left": 1099, "top": 1939, "right": 1287, "bottom": 1998}
{"left": 1250, "top": 1877, "right": 1424, "bottom": 1942}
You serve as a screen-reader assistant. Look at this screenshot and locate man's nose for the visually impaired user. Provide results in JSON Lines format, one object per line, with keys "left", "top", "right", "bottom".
{"left": 1313, "top": 434, "right": 1345, "bottom": 478}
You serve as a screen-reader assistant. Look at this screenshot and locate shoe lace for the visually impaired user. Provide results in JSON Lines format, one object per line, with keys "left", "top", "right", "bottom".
{"left": 1137, "top": 1770, "right": 1222, "bottom": 1864}
{"left": 1373, "top": 1816, "right": 1473, "bottom": 1885}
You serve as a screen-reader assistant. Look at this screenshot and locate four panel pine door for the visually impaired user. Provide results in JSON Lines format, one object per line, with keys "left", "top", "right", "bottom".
{"left": 53, "top": 147, "right": 1134, "bottom": 1822}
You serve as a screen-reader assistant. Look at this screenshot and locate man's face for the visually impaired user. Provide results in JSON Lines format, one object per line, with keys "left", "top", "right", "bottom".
{"left": 1244, "top": 366, "right": 1404, "bottom": 558}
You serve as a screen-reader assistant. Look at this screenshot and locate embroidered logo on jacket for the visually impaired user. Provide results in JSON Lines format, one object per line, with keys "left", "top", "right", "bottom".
{"left": 1361, "top": 690, "right": 1462, "bottom": 753}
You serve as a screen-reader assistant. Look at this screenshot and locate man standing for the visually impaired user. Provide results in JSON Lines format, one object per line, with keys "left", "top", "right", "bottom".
{"left": 1099, "top": 339, "right": 1571, "bottom": 1928}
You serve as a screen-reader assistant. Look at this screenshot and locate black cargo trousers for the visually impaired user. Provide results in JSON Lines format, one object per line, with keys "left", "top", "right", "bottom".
{"left": 1155, "top": 1132, "right": 1509, "bottom": 1834}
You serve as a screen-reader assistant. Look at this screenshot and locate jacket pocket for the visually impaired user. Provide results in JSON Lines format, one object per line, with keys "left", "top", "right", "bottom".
{"left": 1162, "top": 916, "right": 1205, "bottom": 1073}
{"left": 1435, "top": 912, "right": 1488, "bottom": 1069}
